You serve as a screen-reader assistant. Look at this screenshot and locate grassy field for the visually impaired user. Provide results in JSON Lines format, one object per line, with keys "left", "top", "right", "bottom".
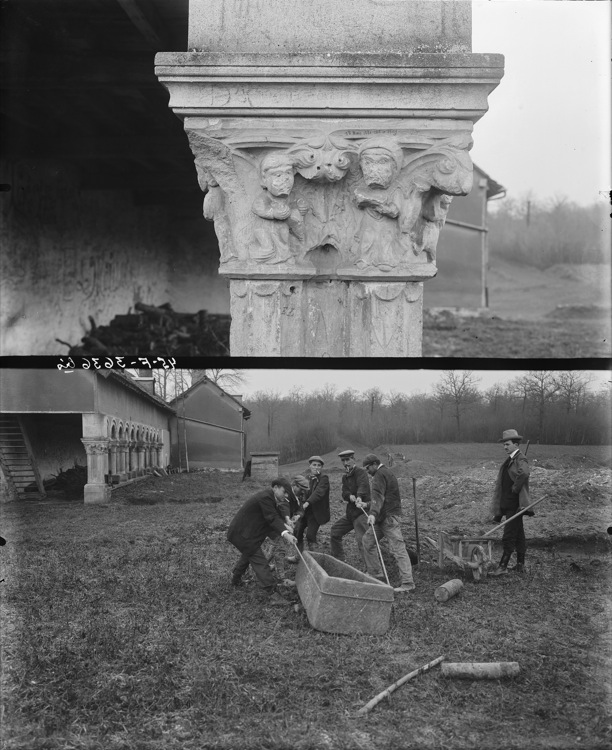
{"left": 422, "top": 311, "right": 611, "bottom": 358}
{"left": 1, "top": 444, "right": 611, "bottom": 750}
{"left": 422, "top": 260, "right": 611, "bottom": 358}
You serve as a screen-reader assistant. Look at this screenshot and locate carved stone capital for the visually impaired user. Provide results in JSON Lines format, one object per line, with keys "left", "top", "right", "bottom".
{"left": 81, "top": 439, "right": 110, "bottom": 455}
{"left": 184, "top": 125, "right": 475, "bottom": 282}
{"left": 155, "top": 19, "right": 503, "bottom": 356}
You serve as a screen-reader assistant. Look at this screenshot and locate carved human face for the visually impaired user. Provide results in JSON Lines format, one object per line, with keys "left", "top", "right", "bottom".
{"left": 263, "top": 165, "right": 295, "bottom": 198}
{"left": 360, "top": 148, "right": 396, "bottom": 189}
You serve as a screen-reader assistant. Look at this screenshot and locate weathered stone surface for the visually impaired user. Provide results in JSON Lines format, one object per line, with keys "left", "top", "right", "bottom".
{"left": 229, "top": 279, "right": 424, "bottom": 357}
{"left": 155, "top": 53, "right": 503, "bottom": 119}
{"left": 188, "top": 0, "right": 472, "bottom": 55}
{"left": 295, "top": 551, "right": 394, "bottom": 635}
{"left": 250, "top": 452, "right": 280, "bottom": 478}
{"left": 155, "top": 1, "right": 504, "bottom": 356}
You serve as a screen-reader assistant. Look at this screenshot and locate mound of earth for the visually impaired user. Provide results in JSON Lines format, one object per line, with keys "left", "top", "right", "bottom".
{"left": 545, "top": 304, "right": 611, "bottom": 319}
{"left": 547, "top": 263, "right": 611, "bottom": 284}
{"left": 534, "top": 454, "right": 607, "bottom": 470}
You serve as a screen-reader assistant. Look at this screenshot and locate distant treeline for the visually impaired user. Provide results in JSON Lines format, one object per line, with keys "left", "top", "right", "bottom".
{"left": 488, "top": 197, "right": 608, "bottom": 269}
{"left": 245, "top": 371, "right": 611, "bottom": 463}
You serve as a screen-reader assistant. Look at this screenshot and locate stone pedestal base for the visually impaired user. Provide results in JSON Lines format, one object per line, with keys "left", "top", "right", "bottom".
{"left": 230, "top": 279, "right": 424, "bottom": 356}
{"left": 84, "top": 483, "right": 111, "bottom": 505}
{"left": 251, "top": 452, "right": 280, "bottom": 478}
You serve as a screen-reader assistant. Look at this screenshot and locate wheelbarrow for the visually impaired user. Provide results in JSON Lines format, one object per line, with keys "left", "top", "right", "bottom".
{"left": 424, "top": 533, "right": 492, "bottom": 581}
{"left": 424, "top": 495, "right": 548, "bottom": 582}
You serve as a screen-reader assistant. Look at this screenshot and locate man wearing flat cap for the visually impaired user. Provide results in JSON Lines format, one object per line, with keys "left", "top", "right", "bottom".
{"left": 227, "top": 477, "right": 298, "bottom": 605}
{"left": 361, "top": 453, "right": 416, "bottom": 593}
{"left": 330, "top": 450, "right": 370, "bottom": 567}
{"left": 489, "top": 429, "right": 532, "bottom": 575}
{"left": 292, "top": 455, "right": 330, "bottom": 554}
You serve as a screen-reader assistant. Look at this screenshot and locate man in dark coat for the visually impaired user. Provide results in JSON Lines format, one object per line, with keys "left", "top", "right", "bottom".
{"left": 227, "top": 477, "right": 297, "bottom": 605}
{"left": 330, "top": 449, "right": 370, "bottom": 567}
{"left": 293, "top": 455, "right": 330, "bottom": 553}
{"left": 361, "top": 453, "right": 415, "bottom": 593}
{"left": 489, "top": 429, "right": 532, "bottom": 575}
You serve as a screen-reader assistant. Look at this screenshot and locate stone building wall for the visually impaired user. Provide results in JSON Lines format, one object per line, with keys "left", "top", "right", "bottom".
{"left": 0, "top": 158, "right": 230, "bottom": 355}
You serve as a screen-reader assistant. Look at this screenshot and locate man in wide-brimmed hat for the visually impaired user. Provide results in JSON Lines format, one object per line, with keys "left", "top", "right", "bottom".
{"left": 489, "top": 429, "right": 532, "bottom": 576}
{"left": 291, "top": 455, "right": 330, "bottom": 556}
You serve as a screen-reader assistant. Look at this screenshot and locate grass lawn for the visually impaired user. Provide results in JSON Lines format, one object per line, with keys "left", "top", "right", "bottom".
{"left": 1, "top": 460, "right": 611, "bottom": 750}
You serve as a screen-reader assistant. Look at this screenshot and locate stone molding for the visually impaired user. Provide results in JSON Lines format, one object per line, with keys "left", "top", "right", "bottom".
{"left": 155, "top": 53, "right": 504, "bottom": 119}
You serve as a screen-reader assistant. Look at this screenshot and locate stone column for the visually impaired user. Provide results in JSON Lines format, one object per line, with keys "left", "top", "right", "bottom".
{"left": 118, "top": 440, "right": 129, "bottom": 477}
{"left": 128, "top": 441, "right": 137, "bottom": 475}
{"left": 155, "top": 0, "right": 503, "bottom": 356}
{"left": 81, "top": 438, "right": 111, "bottom": 505}
{"left": 108, "top": 441, "right": 118, "bottom": 476}
{"left": 136, "top": 442, "right": 146, "bottom": 474}
{"left": 155, "top": 442, "right": 163, "bottom": 468}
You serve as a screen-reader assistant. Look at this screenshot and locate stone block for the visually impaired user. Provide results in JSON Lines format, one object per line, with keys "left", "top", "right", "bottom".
{"left": 295, "top": 551, "right": 394, "bottom": 635}
{"left": 84, "top": 483, "right": 111, "bottom": 504}
{"left": 188, "top": 0, "right": 472, "bottom": 55}
{"left": 250, "top": 452, "right": 280, "bottom": 478}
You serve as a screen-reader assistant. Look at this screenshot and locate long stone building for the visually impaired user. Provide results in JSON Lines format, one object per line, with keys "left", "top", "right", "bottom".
{"left": 0, "top": 369, "right": 250, "bottom": 503}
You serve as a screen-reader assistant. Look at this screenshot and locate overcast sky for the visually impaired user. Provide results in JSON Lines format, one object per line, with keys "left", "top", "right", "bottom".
{"left": 236, "top": 369, "right": 612, "bottom": 399}
{"left": 470, "top": 0, "right": 610, "bottom": 207}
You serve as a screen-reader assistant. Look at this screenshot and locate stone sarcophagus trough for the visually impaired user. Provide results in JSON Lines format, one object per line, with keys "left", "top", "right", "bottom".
{"left": 295, "top": 552, "right": 394, "bottom": 635}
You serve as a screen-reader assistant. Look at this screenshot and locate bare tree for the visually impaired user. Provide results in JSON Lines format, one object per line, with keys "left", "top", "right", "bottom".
{"left": 433, "top": 371, "right": 481, "bottom": 439}
{"left": 189, "top": 369, "right": 246, "bottom": 393}
{"left": 364, "top": 387, "right": 384, "bottom": 416}
{"left": 555, "top": 371, "right": 594, "bottom": 414}
{"left": 554, "top": 371, "right": 594, "bottom": 443}
{"left": 522, "top": 371, "right": 560, "bottom": 442}
{"left": 484, "top": 383, "right": 503, "bottom": 413}
{"left": 153, "top": 369, "right": 192, "bottom": 402}
{"left": 252, "top": 390, "right": 281, "bottom": 440}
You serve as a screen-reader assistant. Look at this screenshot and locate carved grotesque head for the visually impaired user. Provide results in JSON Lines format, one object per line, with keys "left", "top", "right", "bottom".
{"left": 358, "top": 137, "right": 403, "bottom": 190}
{"left": 259, "top": 153, "right": 296, "bottom": 198}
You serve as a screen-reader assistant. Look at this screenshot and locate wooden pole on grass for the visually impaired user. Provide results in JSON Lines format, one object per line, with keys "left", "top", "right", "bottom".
{"left": 483, "top": 495, "right": 549, "bottom": 537}
{"left": 412, "top": 477, "right": 420, "bottom": 564}
{"left": 357, "top": 656, "right": 445, "bottom": 716}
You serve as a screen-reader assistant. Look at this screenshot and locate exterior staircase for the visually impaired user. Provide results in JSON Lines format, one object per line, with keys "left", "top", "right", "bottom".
{"left": 0, "top": 416, "right": 46, "bottom": 499}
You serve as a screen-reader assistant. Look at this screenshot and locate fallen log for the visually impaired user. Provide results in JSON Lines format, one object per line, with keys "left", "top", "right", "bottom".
{"left": 441, "top": 662, "right": 519, "bottom": 679}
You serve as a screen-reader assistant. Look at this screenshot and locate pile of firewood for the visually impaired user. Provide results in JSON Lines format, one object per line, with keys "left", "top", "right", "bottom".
{"left": 57, "top": 303, "right": 230, "bottom": 357}
{"left": 26, "top": 463, "right": 88, "bottom": 499}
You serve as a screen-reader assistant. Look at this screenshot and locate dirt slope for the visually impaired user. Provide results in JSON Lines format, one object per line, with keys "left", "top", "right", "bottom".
{"left": 422, "top": 259, "right": 611, "bottom": 357}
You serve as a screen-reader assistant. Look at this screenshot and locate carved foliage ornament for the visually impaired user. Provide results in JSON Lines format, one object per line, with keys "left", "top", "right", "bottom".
{"left": 81, "top": 439, "right": 110, "bottom": 455}
{"left": 288, "top": 134, "right": 357, "bottom": 182}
